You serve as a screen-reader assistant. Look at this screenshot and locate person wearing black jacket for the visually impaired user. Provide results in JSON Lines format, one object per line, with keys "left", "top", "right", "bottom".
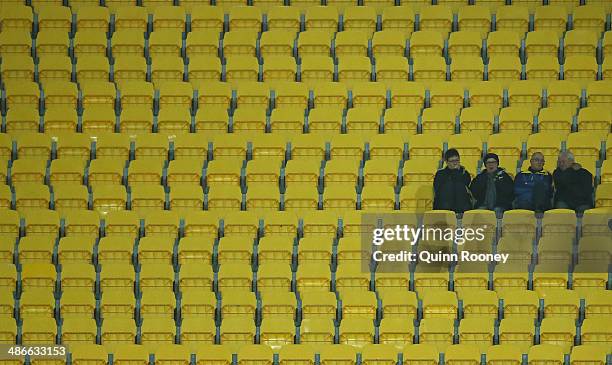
{"left": 553, "top": 151, "right": 593, "bottom": 213}
{"left": 433, "top": 149, "right": 472, "bottom": 213}
{"left": 469, "top": 153, "right": 514, "bottom": 215}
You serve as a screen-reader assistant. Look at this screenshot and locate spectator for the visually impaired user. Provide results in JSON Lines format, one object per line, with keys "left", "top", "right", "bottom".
{"left": 514, "top": 152, "right": 553, "bottom": 212}
{"left": 433, "top": 148, "right": 472, "bottom": 213}
{"left": 553, "top": 151, "right": 593, "bottom": 213}
{"left": 469, "top": 153, "right": 514, "bottom": 215}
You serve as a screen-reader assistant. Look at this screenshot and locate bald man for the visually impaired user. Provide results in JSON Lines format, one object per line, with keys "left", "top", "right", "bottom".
{"left": 514, "top": 152, "right": 553, "bottom": 212}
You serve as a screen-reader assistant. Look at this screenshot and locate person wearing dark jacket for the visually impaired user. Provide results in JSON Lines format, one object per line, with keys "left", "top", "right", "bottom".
{"left": 433, "top": 149, "right": 472, "bottom": 213}
{"left": 469, "top": 153, "right": 514, "bottom": 214}
{"left": 514, "top": 152, "right": 553, "bottom": 212}
{"left": 553, "top": 151, "right": 593, "bottom": 213}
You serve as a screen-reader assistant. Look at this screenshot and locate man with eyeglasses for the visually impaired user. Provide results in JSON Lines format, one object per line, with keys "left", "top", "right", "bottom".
{"left": 514, "top": 152, "right": 553, "bottom": 212}
{"left": 469, "top": 153, "right": 514, "bottom": 216}
{"left": 433, "top": 148, "right": 472, "bottom": 213}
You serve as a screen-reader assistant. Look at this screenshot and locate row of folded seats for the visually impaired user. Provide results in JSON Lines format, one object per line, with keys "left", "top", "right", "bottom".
{"left": 0, "top": 344, "right": 610, "bottom": 365}
{"left": 2, "top": 0, "right": 611, "bottom": 11}
{"left": 1, "top": 131, "right": 612, "bottom": 211}
{"left": 0, "top": 3, "right": 610, "bottom": 36}
{"left": 3, "top": 80, "right": 612, "bottom": 136}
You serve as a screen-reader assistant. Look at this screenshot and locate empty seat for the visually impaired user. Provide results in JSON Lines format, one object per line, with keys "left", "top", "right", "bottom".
{"left": 419, "top": 5, "right": 453, "bottom": 38}
{"left": 488, "top": 56, "right": 521, "bottom": 87}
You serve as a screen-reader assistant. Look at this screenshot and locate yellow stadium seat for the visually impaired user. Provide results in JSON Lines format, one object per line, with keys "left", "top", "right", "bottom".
{"left": 180, "top": 287, "right": 215, "bottom": 319}
{"left": 134, "top": 133, "right": 169, "bottom": 160}
{"left": 528, "top": 345, "right": 565, "bottom": 365}
{"left": 22, "top": 317, "right": 56, "bottom": 344}
{"left": 540, "top": 318, "right": 577, "bottom": 353}
{"left": 0, "top": 30, "right": 32, "bottom": 57}
{"left": 223, "top": 30, "right": 257, "bottom": 58}
{"left": 419, "top": 318, "right": 455, "bottom": 352}
{"left": 421, "top": 106, "right": 457, "bottom": 135}
{"left": 118, "top": 81, "right": 154, "bottom": 110}
{"left": 259, "top": 319, "right": 296, "bottom": 347}
{"left": 381, "top": 6, "right": 414, "bottom": 36}
{"left": 75, "top": 6, "right": 110, "bottom": 31}
{"left": 225, "top": 57, "right": 260, "bottom": 86}
{"left": 38, "top": 54, "right": 72, "bottom": 84}
{"left": 335, "top": 30, "right": 369, "bottom": 58}
{"left": 267, "top": 6, "right": 300, "bottom": 33}
{"left": 458, "top": 106, "right": 493, "bottom": 139}
{"left": 534, "top": 5, "right": 567, "bottom": 37}
{"left": 98, "top": 236, "right": 134, "bottom": 264}
{"left": 449, "top": 31, "right": 482, "bottom": 58}
{"left": 414, "top": 57, "right": 447, "bottom": 88}
{"left": 220, "top": 318, "right": 256, "bottom": 351}
{"left": 138, "top": 236, "right": 173, "bottom": 264}
{"left": 0, "top": 263, "right": 16, "bottom": 289}
{"left": 458, "top": 5, "right": 490, "bottom": 38}
{"left": 76, "top": 55, "right": 111, "bottom": 84}
{"left": 36, "top": 30, "right": 69, "bottom": 56}
{"left": 19, "top": 288, "right": 55, "bottom": 318}
{"left": 92, "top": 185, "right": 128, "bottom": 216}
{"left": 430, "top": 83, "right": 465, "bottom": 113}
{"left": 14, "top": 184, "right": 50, "bottom": 212}
{"left": 114, "top": 6, "right": 147, "bottom": 32}
{"left": 486, "top": 345, "right": 522, "bottom": 365}
{"left": 189, "top": 5, "right": 224, "bottom": 32}
{"left": 497, "top": 107, "right": 533, "bottom": 137}
{"left": 21, "top": 263, "right": 56, "bottom": 292}
{"left": 74, "top": 30, "right": 107, "bottom": 58}
{"left": 564, "top": 55, "right": 598, "bottom": 88}
{"left": 260, "top": 33, "right": 294, "bottom": 62}
{"left": 587, "top": 81, "right": 612, "bottom": 111}
{"left": 525, "top": 55, "right": 559, "bottom": 88}
{"left": 186, "top": 31, "right": 219, "bottom": 60}
{"left": 194, "top": 106, "right": 227, "bottom": 133}
{"left": 410, "top": 30, "right": 444, "bottom": 59}
{"left": 1, "top": 55, "right": 34, "bottom": 83}
{"left": 228, "top": 6, "right": 262, "bottom": 32}
{"left": 537, "top": 107, "right": 573, "bottom": 133}
{"left": 149, "top": 30, "right": 183, "bottom": 58}
{"left": 118, "top": 106, "right": 152, "bottom": 134}
{"left": 420, "top": 5, "right": 453, "bottom": 38}
{"left": 152, "top": 6, "right": 185, "bottom": 31}
{"left": 49, "top": 157, "right": 86, "bottom": 186}
{"left": 178, "top": 235, "right": 214, "bottom": 264}
{"left": 236, "top": 82, "right": 269, "bottom": 109}
{"left": 297, "top": 30, "right": 332, "bottom": 60}
{"left": 446, "top": 345, "right": 483, "bottom": 365}
{"left": 81, "top": 105, "right": 116, "bottom": 135}
{"left": 495, "top": 5, "right": 529, "bottom": 35}
{"left": 6, "top": 107, "right": 39, "bottom": 135}
{"left": 498, "top": 318, "right": 535, "bottom": 353}
{"left": 21, "top": 209, "right": 59, "bottom": 237}
{"left": 41, "top": 84, "right": 78, "bottom": 119}
{"left": 345, "top": 107, "right": 380, "bottom": 134}
{"left": 488, "top": 56, "right": 521, "bottom": 87}
{"left": 525, "top": 30, "right": 559, "bottom": 58}
{"left": 338, "top": 318, "right": 375, "bottom": 347}
{"left": 304, "top": 6, "right": 338, "bottom": 34}
{"left": 113, "top": 56, "right": 147, "bottom": 85}
{"left": 375, "top": 56, "right": 409, "bottom": 87}
{"left": 140, "top": 289, "right": 176, "bottom": 319}
{"left": 130, "top": 185, "right": 166, "bottom": 217}
{"left": 379, "top": 318, "right": 414, "bottom": 348}
{"left": 61, "top": 263, "right": 96, "bottom": 292}
{"left": 570, "top": 346, "right": 607, "bottom": 365}
{"left": 343, "top": 6, "right": 376, "bottom": 35}
{"left": 335, "top": 263, "right": 371, "bottom": 292}
{"left": 4, "top": 81, "right": 39, "bottom": 109}
{"left": 299, "top": 319, "right": 335, "bottom": 346}
{"left": 546, "top": 80, "right": 580, "bottom": 112}
{"left": 564, "top": 30, "right": 597, "bottom": 58}
{"left": 402, "top": 345, "right": 439, "bottom": 365}
{"left": 220, "top": 290, "right": 257, "bottom": 318}
{"left": 422, "top": 291, "right": 458, "bottom": 319}
{"left": 217, "top": 262, "right": 253, "bottom": 292}
{"left": 0, "top": 4, "right": 33, "bottom": 31}
{"left": 16, "top": 133, "right": 52, "bottom": 160}
{"left": 151, "top": 55, "right": 185, "bottom": 88}
{"left": 487, "top": 31, "right": 520, "bottom": 58}
{"left": 337, "top": 56, "right": 372, "bottom": 87}
{"left": 572, "top": 5, "right": 604, "bottom": 33}
{"left": 450, "top": 56, "right": 485, "bottom": 88}
{"left": 60, "top": 288, "right": 95, "bottom": 319}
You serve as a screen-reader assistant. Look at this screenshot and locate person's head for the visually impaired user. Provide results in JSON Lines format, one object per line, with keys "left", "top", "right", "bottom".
{"left": 529, "top": 152, "right": 545, "bottom": 171}
{"left": 444, "top": 149, "right": 461, "bottom": 169}
{"left": 483, "top": 153, "right": 500, "bottom": 173}
{"left": 557, "top": 151, "right": 575, "bottom": 171}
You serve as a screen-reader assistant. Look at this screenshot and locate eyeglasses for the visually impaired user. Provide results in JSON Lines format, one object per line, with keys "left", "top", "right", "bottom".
{"left": 531, "top": 158, "right": 545, "bottom": 162}
{"left": 485, "top": 160, "right": 498, "bottom": 164}
{"left": 447, "top": 159, "right": 460, "bottom": 163}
